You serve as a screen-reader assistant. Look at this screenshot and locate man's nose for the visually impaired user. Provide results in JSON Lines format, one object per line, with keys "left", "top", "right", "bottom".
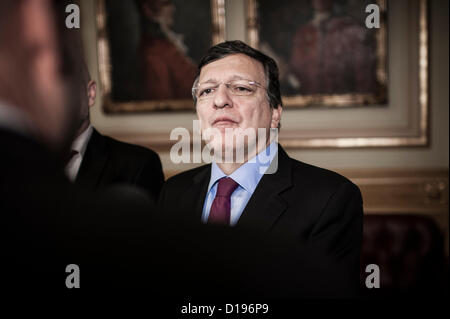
{"left": 213, "top": 84, "right": 232, "bottom": 109}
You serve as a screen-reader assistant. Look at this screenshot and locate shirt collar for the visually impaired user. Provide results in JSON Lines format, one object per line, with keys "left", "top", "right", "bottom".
{"left": 71, "top": 124, "right": 93, "bottom": 157}
{"left": 207, "top": 141, "right": 278, "bottom": 194}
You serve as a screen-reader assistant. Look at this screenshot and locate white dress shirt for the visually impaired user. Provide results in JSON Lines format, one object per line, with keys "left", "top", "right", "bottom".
{"left": 65, "top": 125, "right": 93, "bottom": 182}
{"left": 202, "top": 142, "right": 278, "bottom": 226}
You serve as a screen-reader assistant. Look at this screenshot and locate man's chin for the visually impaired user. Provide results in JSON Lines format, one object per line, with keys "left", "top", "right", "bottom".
{"left": 206, "top": 142, "right": 255, "bottom": 164}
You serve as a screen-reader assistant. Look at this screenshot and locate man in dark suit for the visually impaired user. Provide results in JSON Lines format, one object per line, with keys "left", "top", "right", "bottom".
{"left": 1, "top": 0, "right": 161, "bottom": 293}
{"left": 158, "top": 40, "right": 364, "bottom": 296}
{"left": 65, "top": 61, "right": 164, "bottom": 201}
{"left": 1, "top": 1, "right": 295, "bottom": 299}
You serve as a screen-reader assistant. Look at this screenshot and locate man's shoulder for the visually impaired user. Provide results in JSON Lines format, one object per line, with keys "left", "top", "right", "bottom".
{"left": 94, "top": 130, "right": 160, "bottom": 161}
{"left": 0, "top": 127, "right": 66, "bottom": 180}
{"left": 165, "top": 164, "right": 210, "bottom": 187}
{"left": 290, "top": 157, "right": 348, "bottom": 182}
{"left": 288, "top": 156, "right": 359, "bottom": 194}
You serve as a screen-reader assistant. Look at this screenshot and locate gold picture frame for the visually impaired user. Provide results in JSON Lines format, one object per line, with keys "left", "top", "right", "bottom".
{"left": 255, "top": 0, "right": 428, "bottom": 148}
{"left": 96, "top": 0, "right": 226, "bottom": 113}
{"left": 107, "top": 0, "right": 429, "bottom": 150}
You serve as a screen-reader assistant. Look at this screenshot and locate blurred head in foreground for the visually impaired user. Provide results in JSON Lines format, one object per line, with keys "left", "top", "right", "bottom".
{"left": 0, "top": 0, "right": 82, "bottom": 152}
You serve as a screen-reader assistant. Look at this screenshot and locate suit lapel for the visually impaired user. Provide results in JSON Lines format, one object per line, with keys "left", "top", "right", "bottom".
{"left": 75, "top": 129, "right": 109, "bottom": 190}
{"left": 236, "top": 146, "right": 293, "bottom": 232}
{"left": 181, "top": 165, "right": 211, "bottom": 222}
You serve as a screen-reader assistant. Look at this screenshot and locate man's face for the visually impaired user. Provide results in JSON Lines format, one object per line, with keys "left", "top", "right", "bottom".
{"left": 196, "top": 54, "right": 281, "bottom": 160}
{"left": 21, "top": 0, "right": 68, "bottom": 148}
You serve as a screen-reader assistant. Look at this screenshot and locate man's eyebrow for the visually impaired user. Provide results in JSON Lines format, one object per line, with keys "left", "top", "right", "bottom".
{"left": 199, "top": 78, "right": 219, "bottom": 84}
{"left": 199, "top": 75, "right": 247, "bottom": 84}
{"left": 228, "top": 75, "right": 246, "bottom": 81}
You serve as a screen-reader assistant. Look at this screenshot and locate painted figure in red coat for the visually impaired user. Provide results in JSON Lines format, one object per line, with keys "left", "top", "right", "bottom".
{"left": 136, "top": 0, "right": 197, "bottom": 99}
{"left": 290, "top": 0, "right": 377, "bottom": 95}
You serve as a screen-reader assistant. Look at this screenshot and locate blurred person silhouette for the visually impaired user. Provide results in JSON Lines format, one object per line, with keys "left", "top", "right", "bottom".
{"left": 65, "top": 59, "right": 164, "bottom": 202}
{"left": 0, "top": 0, "right": 156, "bottom": 292}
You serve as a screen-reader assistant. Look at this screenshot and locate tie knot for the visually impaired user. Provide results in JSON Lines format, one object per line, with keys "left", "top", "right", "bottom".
{"left": 216, "top": 177, "right": 239, "bottom": 198}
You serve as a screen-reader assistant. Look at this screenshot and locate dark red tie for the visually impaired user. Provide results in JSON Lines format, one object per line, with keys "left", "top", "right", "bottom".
{"left": 207, "top": 177, "right": 239, "bottom": 225}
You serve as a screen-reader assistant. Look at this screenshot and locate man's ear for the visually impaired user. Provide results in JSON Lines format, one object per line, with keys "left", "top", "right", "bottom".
{"left": 271, "top": 105, "right": 282, "bottom": 128}
{"left": 87, "top": 80, "right": 97, "bottom": 107}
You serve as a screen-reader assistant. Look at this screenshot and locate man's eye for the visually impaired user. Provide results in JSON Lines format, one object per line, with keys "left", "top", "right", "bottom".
{"left": 199, "top": 88, "right": 214, "bottom": 96}
{"left": 232, "top": 85, "right": 253, "bottom": 93}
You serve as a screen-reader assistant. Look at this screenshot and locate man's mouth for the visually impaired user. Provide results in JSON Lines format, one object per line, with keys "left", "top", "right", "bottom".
{"left": 212, "top": 117, "right": 238, "bottom": 127}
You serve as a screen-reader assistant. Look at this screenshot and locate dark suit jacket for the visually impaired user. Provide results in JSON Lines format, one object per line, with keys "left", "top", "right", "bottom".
{"left": 158, "top": 145, "right": 364, "bottom": 296}
{"left": 76, "top": 129, "right": 164, "bottom": 201}
{"left": 1, "top": 128, "right": 267, "bottom": 297}
{"left": 1, "top": 128, "right": 159, "bottom": 292}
